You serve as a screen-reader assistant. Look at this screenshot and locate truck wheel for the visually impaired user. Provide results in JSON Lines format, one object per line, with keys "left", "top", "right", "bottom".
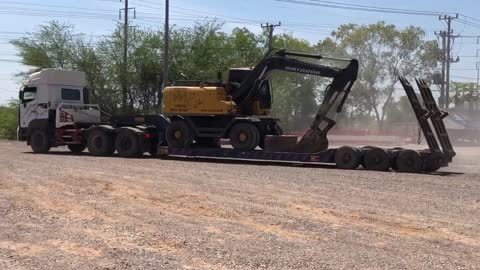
{"left": 335, "top": 146, "right": 361, "bottom": 170}
{"left": 229, "top": 123, "right": 260, "bottom": 151}
{"left": 87, "top": 129, "right": 115, "bottom": 156}
{"left": 166, "top": 120, "right": 193, "bottom": 148}
{"left": 394, "top": 150, "right": 422, "bottom": 173}
{"left": 68, "top": 144, "right": 86, "bottom": 154}
{"left": 115, "top": 130, "right": 142, "bottom": 158}
{"left": 363, "top": 147, "right": 390, "bottom": 171}
{"left": 30, "top": 129, "right": 51, "bottom": 153}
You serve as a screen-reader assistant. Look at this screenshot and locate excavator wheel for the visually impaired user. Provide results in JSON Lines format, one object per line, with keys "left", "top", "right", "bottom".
{"left": 166, "top": 120, "right": 194, "bottom": 148}
{"left": 394, "top": 150, "right": 422, "bottom": 173}
{"left": 335, "top": 146, "right": 361, "bottom": 170}
{"left": 229, "top": 123, "right": 260, "bottom": 151}
{"left": 363, "top": 147, "right": 391, "bottom": 171}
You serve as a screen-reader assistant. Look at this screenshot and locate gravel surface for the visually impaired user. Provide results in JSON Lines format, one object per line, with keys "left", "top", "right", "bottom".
{"left": 0, "top": 140, "right": 479, "bottom": 270}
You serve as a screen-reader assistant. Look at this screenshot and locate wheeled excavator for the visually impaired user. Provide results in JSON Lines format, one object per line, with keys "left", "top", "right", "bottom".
{"left": 162, "top": 49, "right": 359, "bottom": 152}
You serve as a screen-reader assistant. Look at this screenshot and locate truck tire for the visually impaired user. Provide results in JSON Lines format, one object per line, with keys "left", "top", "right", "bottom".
{"left": 166, "top": 120, "right": 193, "bottom": 148}
{"left": 115, "top": 129, "right": 142, "bottom": 158}
{"left": 30, "top": 129, "right": 51, "bottom": 153}
{"left": 87, "top": 129, "right": 115, "bottom": 156}
{"left": 229, "top": 123, "right": 260, "bottom": 151}
{"left": 68, "top": 144, "right": 86, "bottom": 154}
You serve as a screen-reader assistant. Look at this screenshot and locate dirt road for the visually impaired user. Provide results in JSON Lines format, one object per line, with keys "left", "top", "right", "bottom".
{"left": 0, "top": 141, "right": 479, "bottom": 269}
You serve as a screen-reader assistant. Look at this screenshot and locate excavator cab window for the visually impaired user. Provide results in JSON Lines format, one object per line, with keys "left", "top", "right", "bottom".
{"left": 258, "top": 80, "right": 272, "bottom": 109}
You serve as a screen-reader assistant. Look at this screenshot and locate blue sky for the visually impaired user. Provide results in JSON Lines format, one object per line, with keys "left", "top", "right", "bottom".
{"left": 1, "top": 0, "right": 479, "bottom": 104}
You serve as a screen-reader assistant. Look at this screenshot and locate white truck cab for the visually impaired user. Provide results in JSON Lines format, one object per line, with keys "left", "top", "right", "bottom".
{"left": 18, "top": 69, "right": 101, "bottom": 152}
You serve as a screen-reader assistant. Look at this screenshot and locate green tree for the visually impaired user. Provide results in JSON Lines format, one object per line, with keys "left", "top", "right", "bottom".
{"left": 0, "top": 101, "right": 18, "bottom": 140}
{"left": 332, "top": 22, "right": 440, "bottom": 129}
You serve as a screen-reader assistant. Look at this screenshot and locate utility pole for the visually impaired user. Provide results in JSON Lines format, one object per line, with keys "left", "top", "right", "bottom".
{"left": 439, "top": 14, "right": 459, "bottom": 110}
{"left": 261, "top": 22, "right": 281, "bottom": 50}
{"left": 163, "top": 0, "right": 169, "bottom": 92}
{"left": 122, "top": 0, "right": 129, "bottom": 111}
{"left": 476, "top": 62, "right": 480, "bottom": 111}
{"left": 435, "top": 30, "right": 447, "bottom": 108}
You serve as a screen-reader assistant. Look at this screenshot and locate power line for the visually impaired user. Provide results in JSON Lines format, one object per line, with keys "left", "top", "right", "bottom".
{"left": 275, "top": 0, "right": 446, "bottom": 16}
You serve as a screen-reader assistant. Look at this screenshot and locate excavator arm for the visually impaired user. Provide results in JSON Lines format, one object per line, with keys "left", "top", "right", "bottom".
{"left": 230, "top": 50, "right": 359, "bottom": 152}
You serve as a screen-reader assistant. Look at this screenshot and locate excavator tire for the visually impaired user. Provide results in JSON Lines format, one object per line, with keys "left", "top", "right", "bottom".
{"left": 335, "top": 146, "right": 361, "bottom": 170}
{"left": 229, "top": 123, "right": 260, "bottom": 151}
{"left": 166, "top": 120, "right": 194, "bottom": 148}
{"left": 394, "top": 150, "right": 423, "bottom": 173}
{"left": 363, "top": 147, "right": 391, "bottom": 171}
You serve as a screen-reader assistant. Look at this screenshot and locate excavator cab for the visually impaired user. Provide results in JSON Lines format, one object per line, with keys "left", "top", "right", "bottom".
{"left": 227, "top": 68, "right": 272, "bottom": 115}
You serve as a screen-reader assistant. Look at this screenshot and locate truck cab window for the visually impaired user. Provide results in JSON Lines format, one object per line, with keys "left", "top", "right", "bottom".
{"left": 61, "top": 88, "right": 81, "bottom": 101}
{"left": 22, "top": 87, "right": 37, "bottom": 103}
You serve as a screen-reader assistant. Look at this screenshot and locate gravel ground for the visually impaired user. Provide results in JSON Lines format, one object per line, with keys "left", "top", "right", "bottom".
{"left": 0, "top": 140, "right": 479, "bottom": 270}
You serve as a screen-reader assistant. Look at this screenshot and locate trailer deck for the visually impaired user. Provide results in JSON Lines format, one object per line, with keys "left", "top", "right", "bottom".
{"left": 158, "top": 78, "right": 455, "bottom": 174}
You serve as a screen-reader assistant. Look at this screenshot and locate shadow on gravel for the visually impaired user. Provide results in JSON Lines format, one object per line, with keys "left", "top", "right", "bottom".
{"left": 22, "top": 151, "right": 155, "bottom": 159}
{"left": 22, "top": 151, "right": 465, "bottom": 176}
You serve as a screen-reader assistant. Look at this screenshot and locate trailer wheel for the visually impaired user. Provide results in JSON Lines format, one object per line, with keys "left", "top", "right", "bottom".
{"left": 115, "top": 130, "right": 142, "bottom": 158}
{"left": 166, "top": 120, "right": 193, "bottom": 148}
{"left": 68, "top": 144, "right": 86, "bottom": 154}
{"left": 335, "top": 146, "right": 361, "bottom": 170}
{"left": 87, "top": 129, "right": 115, "bottom": 156}
{"left": 423, "top": 158, "right": 442, "bottom": 173}
{"left": 229, "top": 123, "right": 260, "bottom": 151}
{"left": 30, "top": 129, "right": 51, "bottom": 153}
{"left": 394, "top": 150, "right": 422, "bottom": 173}
{"left": 363, "top": 147, "right": 390, "bottom": 171}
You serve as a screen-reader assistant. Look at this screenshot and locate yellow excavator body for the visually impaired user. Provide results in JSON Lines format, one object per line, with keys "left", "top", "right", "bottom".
{"left": 163, "top": 86, "right": 236, "bottom": 115}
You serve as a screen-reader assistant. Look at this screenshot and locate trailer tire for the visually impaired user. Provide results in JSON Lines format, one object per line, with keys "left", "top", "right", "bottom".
{"left": 229, "top": 123, "right": 260, "bottom": 151}
{"left": 87, "top": 129, "right": 115, "bottom": 156}
{"left": 30, "top": 129, "right": 51, "bottom": 153}
{"left": 115, "top": 130, "right": 142, "bottom": 158}
{"left": 363, "top": 147, "right": 390, "bottom": 171}
{"left": 335, "top": 146, "right": 361, "bottom": 170}
{"left": 68, "top": 144, "right": 86, "bottom": 154}
{"left": 166, "top": 120, "right": 194, "bottom": 148}
{"left": 423, "top": 158, "right": 442, "bottom": 173}
{"left": 394, "top": 150, "right": 422, "bottom": 173}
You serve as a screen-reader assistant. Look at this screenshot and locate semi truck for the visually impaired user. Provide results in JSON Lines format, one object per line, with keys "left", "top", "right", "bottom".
{"left": 17, "top": 51, "right": 456, "bottom": 174}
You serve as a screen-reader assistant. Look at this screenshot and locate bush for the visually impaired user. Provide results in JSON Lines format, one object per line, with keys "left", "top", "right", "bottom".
{"left": 0, "top": 102, "right": 18, "bottom": 140}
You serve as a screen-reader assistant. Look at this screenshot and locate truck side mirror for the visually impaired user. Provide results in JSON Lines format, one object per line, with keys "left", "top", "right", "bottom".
{"left": 19, "top": 91, "right": 23, "bottom": 102}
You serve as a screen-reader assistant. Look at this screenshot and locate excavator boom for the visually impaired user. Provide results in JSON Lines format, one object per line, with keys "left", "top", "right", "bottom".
{"left": 230, "top": 50, "right": 359, "bottom": 152}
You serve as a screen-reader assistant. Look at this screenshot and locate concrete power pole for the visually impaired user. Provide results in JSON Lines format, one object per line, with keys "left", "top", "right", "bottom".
{"left": 122, "top": 0, "right": 129, "bottom": 111}
{"left": 439, "top": 14, "right": 459, "bottom": 110}
{"left": 163, "top": 0, "right": 169, "bottom": 93}
{"left": 435, "top": 30, "right": 447, "bottom": 108}
{"left": 262, "top": 22, "right": 281, "bottom": 50}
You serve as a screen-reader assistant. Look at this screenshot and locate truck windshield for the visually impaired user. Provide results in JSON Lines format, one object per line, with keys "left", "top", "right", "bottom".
{"left": 22, "top": 87, "right": 37, "bottom": 103}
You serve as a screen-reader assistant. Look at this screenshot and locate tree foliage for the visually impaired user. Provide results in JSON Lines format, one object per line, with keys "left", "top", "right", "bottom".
{"left": 0, "top": 102, "right": 18, "bottom": 140}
